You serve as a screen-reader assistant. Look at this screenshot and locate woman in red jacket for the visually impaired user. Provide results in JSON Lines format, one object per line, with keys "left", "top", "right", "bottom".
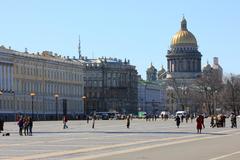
{"left": 196, "top": 115, "right": 204, "bottom": 134}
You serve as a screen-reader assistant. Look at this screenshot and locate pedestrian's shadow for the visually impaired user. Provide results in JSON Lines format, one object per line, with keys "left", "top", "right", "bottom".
{"left": 28, "top": 131, "right": 227, "bottom": 136}
{"left": 9, "top": 130, "right": 227, "bottom": 136}
{"left": 94, "top": 131, "right": 227, "bottom": 136}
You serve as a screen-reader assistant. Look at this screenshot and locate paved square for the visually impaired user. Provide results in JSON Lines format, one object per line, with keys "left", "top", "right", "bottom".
{"left": 1, "top": 118, "right": 240, "bottom": 160}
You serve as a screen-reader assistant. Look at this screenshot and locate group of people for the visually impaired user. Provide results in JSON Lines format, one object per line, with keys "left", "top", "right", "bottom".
{"left": 17, "top": 116, "right": 33, "bottom": 136}
{"left": 175, "top": 114, "right": 195, "bottom": 128}
{"left": 210, "top": 113, "right": 237, "bottom": 128}
{"left": 175, "top": 113, "right": 238, "bottom": 134}
{"left": 145, "top": 114, "right": 158, "bottom": 121}
{"left": 1, "top": 112, "right": 238, "bottom": 136}
{"left": 210, "top": 114, "right": 226, "bottom": 128}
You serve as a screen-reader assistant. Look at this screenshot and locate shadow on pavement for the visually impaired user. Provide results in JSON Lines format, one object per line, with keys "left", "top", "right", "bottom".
{"left": 10, "top": 130, "right": 226, "bottom": 136}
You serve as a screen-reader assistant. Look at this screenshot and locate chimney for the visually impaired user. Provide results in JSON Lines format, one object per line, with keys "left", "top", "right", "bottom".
{"left": 213, "top": 57, "right": 218, "bottom": 65}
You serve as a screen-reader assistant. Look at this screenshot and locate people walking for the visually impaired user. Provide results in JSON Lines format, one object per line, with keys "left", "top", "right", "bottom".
{"left": 185, "top": 114, "right": 188, "bottom": 123}
{"left": 231, "top": 113, "right": 237, "bottom": 128}
{"left": 0, "top": 118, "right": 4, "bottom": 133}
{"left": 146, "top": 114, "right": 149, "bottom": 121}
{"left": 127, "top": 115, "right": 130, "bottom": 129}
{"left": 210, "top": 115, "right": 215, "bottom": 128}
{"left": 23, "top": 116, "right": 29, "bottom": 136}
{"left": 181, "top": 115, "right": 184, "bottom": 123}
{"left": 63, "top": 116, "right": 68, "bottom": 129}
{"left": 28, "top": 117, "right": 33, "bottom": 136}
{"left": 18, "top": 117, "right": 24, "bottom": 136}
{"left": 190, "top": 114, "right": 194, "bottom": 123}
{"left": 199, "top": 114, "right": 205, "bottom": 128}
{"left": 86, "top": 115, "right": 90, "bottom": 124}
{"left": 92, "top": 114, "right": 96, "bottom": 129}
{"left": 175, "top": 115, "right": 181, "bottom": 128}
{"left": 196, "top": 115, "right": 204, "bottom": 134}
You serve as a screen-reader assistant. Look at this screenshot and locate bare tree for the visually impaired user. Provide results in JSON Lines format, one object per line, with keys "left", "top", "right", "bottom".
{"left": 167, "top": 78, "right": 190, "bottom": 112}
{"left": 222, "top": 74, "right": 240, "bottom": 115}
{"left": 194, "top": 70, "right": 223, "bottom": 115}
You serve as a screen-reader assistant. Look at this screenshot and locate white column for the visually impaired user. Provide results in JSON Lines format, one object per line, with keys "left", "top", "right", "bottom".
{"left": 3, "top": 65, "right": 6, "bottom": 90}
{"left": 7, "top": 65, "right": 11, "bottom": 90}
{"left": 5, "top": 65, "right": 8, "bottom": 91}
{"left": 10, "top": 66, "right": 13, "bottom": 90}
{"left": 0, "top": 65, "right": 2, "bottom": 89}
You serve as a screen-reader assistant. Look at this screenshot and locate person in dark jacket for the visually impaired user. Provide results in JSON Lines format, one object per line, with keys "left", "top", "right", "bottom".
{"left": 231, "top": 113, "right": 237, "bottom": 128}
{"left": 126, "top": 115, "right": 130, "bottom": 129}
{"left": 23, "top": 116, "right": 29, "bottom": 136}
{"left": 18, "top": 117, "right": 24, "bottom": 136}
{"left": 181, "top": 115, "right": 184, "bottom": 123}
{"left": 175, "top": 115, "right": 181, "bottom": 128}
{"left": 92, "top": 114, "right": 96, "bottom": 129}
{"left": 28, "top": 117, "right": 33, "bottom": 136}
{"left": 0, "top": 118, "right": 4, "bottom": 133}
{"left": 63, "top": 116, "right": 68, "bottom": 129}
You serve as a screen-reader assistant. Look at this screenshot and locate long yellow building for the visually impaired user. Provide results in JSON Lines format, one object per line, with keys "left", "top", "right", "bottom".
{"left": 0, "top": 46, "right": 85, "bottom": 120}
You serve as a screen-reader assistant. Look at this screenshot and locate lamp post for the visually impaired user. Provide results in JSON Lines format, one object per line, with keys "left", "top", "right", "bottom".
{"left": 54, "top": 94, "right": 59, "bottom": 120}
{"left": 180, "top": 86, "right": 187, "bottom": 111}
{"left": 214, "top": 90, "right": 218, "bottom": 115}
{"left": 152, "top": 99, "right": 155, "bottom": 114}
{"left": 30, "top": 92, "right": 36, "bottom": 120}
{"left": 82, "top": 96, "right": 87, "bottom": 115}
{"left": 170, "top": 92, "right": 174, "bottom": 114}
{"left": 206, "top": 87, "right": 212, "bottom": 115}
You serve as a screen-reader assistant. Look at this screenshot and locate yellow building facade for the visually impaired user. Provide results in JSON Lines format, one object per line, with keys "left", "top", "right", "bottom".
{"left": 0, "top": 46, "right": 84, "bottom": 120}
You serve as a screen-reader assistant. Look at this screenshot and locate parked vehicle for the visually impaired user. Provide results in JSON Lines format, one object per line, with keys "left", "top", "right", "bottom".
{"left": 138, "top": 112, "right": 147, "bottom": 119}
{"left": 94, "top": 112, "right": 108, "bottom": 120}
{"left": 107, "top": 112, "right": 119, "bottom": 119}
{"left": 101, "top": 113, "right": 109, "bottom": 120}
{"left": 160, "top": 111, "right": 170, "bottom": 119}
{"left": 175, "top": 111, "right": 187, "bottom": 118}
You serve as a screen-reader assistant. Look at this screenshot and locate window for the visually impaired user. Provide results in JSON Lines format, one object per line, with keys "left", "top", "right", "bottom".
{"left": 93, "top": 81, "right": 97, "bottom": 87}
{"left": 99, "top": 81, "right": 102, "bottom": 87}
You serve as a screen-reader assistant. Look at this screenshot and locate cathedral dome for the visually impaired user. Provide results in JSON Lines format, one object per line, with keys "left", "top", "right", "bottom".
{"left": 171, "top": 17, "right": 197, "bottom": 47}
{"left": 147, "top": 63, "right": 157, "bottom": 74}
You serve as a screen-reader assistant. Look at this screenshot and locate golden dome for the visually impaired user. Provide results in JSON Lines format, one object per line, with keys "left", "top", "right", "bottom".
{"left": 171, "top": 17, "right": 197, "bottom": 47}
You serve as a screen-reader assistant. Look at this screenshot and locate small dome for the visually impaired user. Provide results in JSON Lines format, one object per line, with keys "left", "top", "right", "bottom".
{"left": 203, "top": 61, "right": 212, "bottom": 71}
{"left": 147, "top": 62, "right": 156, "bottom": 70}
{"left": 147, "top": 63, "right": 157, "bottom": 74}
{"left": 171, "top": 17, "right": 197, "bottom": 47}
{"left": 158, "top": 65, "right": 166, "bottom": 73}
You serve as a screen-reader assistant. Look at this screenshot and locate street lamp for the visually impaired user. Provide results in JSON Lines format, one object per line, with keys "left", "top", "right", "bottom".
{"left": 54, "top": 94, "right": 59, "bottom": 120}
{"left": 214, "top": 90, "right": 218, "bottom": 115}
{"left": 30, "top": 92, "right": 36, "bottom": 120}
{"left": 82, "top": 96, "right": 87, "bottom": 114}
{"left": 152, "top": 99, "right": 155, "bottom": 114}
{"left": 180, "top": 86, "right": 188, "bottom": 111}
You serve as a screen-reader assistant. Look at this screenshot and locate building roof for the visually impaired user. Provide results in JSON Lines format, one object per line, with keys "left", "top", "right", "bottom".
{"left": 171, "top": 16, "right": 197, "bottom": 47}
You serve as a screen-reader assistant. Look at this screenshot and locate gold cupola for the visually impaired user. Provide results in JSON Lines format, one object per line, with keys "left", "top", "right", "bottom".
{"left": 171, "top": 16, "right": 197, "bottom": 47}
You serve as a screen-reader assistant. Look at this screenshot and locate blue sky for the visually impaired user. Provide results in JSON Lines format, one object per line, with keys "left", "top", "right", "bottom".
{"left": 0, "top": 0, "right": 239, "bottom": 79}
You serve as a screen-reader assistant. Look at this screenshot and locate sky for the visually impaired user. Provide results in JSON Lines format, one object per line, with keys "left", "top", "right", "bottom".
{"left": 0, "top": 0, "right": 239, "bottom": 79}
